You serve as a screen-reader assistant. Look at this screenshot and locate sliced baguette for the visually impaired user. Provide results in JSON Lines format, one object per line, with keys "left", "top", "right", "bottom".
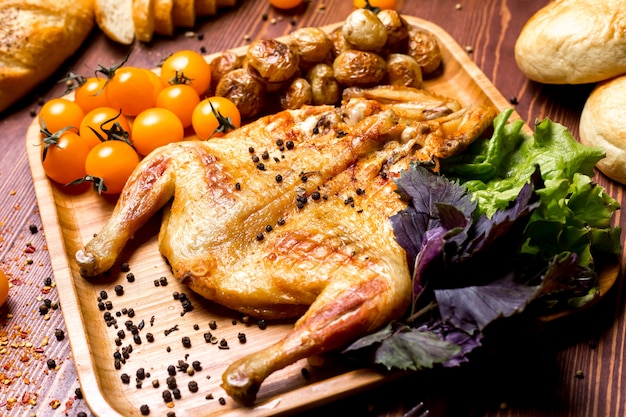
{"left": 172, "top": 0, "right": 196, "bottom": 28}
{"left": 195, "top": 0, "right": 216, "bottom": 16}
{"left": 153, "top": 0, "right": 174, "bottom": 36}
{"left": 133, "top": 0, "right": 155, "bottom": 42}
{"left": 95, "top": 0, "right": 135, "bottom": 45}
{"left": 216, "top": 0, "right": 236, "bottom": 6}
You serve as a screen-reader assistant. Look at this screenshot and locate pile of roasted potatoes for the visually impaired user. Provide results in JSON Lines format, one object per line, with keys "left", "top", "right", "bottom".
{"left": 208, "top": 7, "right": 443, "bottom": 119}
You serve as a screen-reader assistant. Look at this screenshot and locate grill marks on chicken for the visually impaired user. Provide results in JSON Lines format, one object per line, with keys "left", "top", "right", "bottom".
{"left": 75, "top": 86, "right": 497, "bottom": 405}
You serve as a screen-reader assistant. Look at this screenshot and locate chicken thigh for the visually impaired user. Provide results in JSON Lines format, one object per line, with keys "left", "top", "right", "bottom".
{"left": 75, "top": 85, "right": 496, "bottom": 405}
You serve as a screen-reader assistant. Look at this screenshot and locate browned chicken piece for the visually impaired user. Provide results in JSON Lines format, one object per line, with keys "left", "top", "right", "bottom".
{"left": 75, "top": 85, "right": 496, "bottom": 405}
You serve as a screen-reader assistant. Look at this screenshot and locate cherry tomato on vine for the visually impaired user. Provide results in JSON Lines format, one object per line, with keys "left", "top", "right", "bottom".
{"left": 269, "top": 0, "right": 303, "bottom": 9}
{"left": 38, "top": 98, "right": 84, "bottom": 134}
{"left": 192, "top": 96, "right": 241, "bottom": 139}
{"left": 74, "top": 77, "right": 109, "bottom": 113}
{"left": 79, "top": 107, "right": 132, "bottom": 149}
{"left": 0, "top": 269, "right": 9, "bottom": 306}
{"left": 84, "top": 140, "right": 140, "bottom": 194}
{"left": 40, "top": 129, "right": 90, "bottom": 185}
{"left": 106, "top": 66, "right": 157, "bottom": 116}
{"left": 132, "top": 108, "right": 184, "bottom": 156}
{"left": 143, "top": 69, "right": 166, "bottom": 101}
{"left": 160, "top": 50, "right": 211, "bottom": 96}
{"left": 156, "top": 84, "right": 200, "bottom": 128}
{"left": 353, "top": 0, "right": 397, "bottom": 9}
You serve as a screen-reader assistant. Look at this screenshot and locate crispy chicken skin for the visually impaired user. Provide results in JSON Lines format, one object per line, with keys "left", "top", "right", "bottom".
{"left": 75, "top": 85, "right": 496, "bottom": 405}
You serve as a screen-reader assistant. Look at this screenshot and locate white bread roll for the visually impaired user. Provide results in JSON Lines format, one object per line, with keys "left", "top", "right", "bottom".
{"left": 515, "top": 0, "right": 626, "bottom": 84}
{"left": 579, "top": 75, "right": 626, "bottom": 184}
{"left": 0, "top": 0, "right": 94, "bottom": 113}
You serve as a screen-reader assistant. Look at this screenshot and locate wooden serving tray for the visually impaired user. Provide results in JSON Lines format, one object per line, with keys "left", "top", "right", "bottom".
{"left": 26, "top": 16, "right": 528, "bottom": 417}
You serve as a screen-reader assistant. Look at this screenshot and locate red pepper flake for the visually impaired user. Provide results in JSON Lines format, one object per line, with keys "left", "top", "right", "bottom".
{"left": 24, "top": 245, "right": 36, "bottom": 254}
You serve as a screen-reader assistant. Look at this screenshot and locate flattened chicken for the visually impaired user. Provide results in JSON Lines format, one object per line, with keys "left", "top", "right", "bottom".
{"left": 75, "top": 85, "right": 496, "bottom": 405}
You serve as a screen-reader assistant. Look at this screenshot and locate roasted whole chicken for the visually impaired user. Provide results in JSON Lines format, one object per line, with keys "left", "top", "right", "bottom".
{"left": 75, "top": 85, "right": 496, "bottom": 405}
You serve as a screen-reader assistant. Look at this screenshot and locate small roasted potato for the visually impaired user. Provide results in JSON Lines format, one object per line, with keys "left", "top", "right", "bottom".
{"left": 385, "top": 53, "right": 423, "bottom": 88}
{"left": 215, "top": 68, "right": 267, "bottom": 119}
{"left": 341, "top": 9, "right": 387, "bottom": 52}
{"left": 407, "top": 29, "right": 442, "bottom": 75}
{"left": 377, "top": 9, "right": 409, "bottom": 48}
{"left": 329, "top": 27, "right": 353, "bottom": 58}
{"left": 279, "top": 77, "right": 313, "bottom": 109}
{"left": 246, "top": 39, "right": 300, "bottom": 83}
{"left": 306, "top": 63, "right": 341, "bottom": 105}
{"left": 333, "top": 50, "right": 387, "bottom": 87}
{"left": 209, "top": 51, "right": 243, "bottom": 89}
{"left": 288, "top": 27, "right": 333, "bottom": 67}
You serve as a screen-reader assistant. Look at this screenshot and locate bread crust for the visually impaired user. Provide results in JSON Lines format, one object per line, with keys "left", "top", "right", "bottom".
{"left": 579, "top": 75, "right": 626, "bottom": 184}
{"left": 133, "top": 0, "right": 155, "bottom": 42}
{"left": 515, "top": 0, "right": 626, "bottom": 84}
{"left": 154, "top": 0, "right": 174, "bottom": 36}
{"left": 95, "top": 0, "right": 134, "bottom": 45}
{"left": 0, "top": 0, "right": 95, "bottom": 113}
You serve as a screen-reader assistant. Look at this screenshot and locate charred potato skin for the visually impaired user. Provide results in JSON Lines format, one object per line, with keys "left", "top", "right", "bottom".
{"left": 407, "top": 29, "right": 442, "bottom": 75}
{"left": 209, "top": 51, "right": 243, "bottom": 90}
{"left": 288, "top": 27, "right": 334, "bottom": 68}
{"left": 377, "top": 10, "right": 410, "bottom": 49}
{"left": 306, "top": 63, "right": 341, "bottom": 105}
{"left": 341, "top": 9, "right": 388, "bottom": 52}
{"left": 333, "top": 50, "right": 387, "bottom": 88}
{"left": 385, "top": 53, "right": 423, "bottom": 88}
{"left": 246, "top": 39, "right": 300, "bottom": 84}
{"left": 216, "top": 68, "right": 267, "bottom": 119}
{"left": 280, "top": 77, "right": 313, "bottom": 110}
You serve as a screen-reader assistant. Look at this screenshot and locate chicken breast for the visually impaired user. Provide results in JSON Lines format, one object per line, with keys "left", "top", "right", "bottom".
{"left": 75, "top": 85, "right": 496, "bottom": 405}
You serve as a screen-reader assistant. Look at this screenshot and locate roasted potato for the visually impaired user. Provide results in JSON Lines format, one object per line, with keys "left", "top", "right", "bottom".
{"left": 333, "top": 50, "right": 387, "bottom": 87}
{"left": 341, "top": 9, "right": 387, "bottom": 52}
{"left": 288, "top": 27, "right": 333, "bottom": 67}
{"left": 385, "top": 53, "right": 422, "bottom": 88}
{"left": 377, "top": 10, "right": 409, "bottom": 48}
{"left": 215, "top": 68, "right": 267, "bottom": 119}
{"left": 209, "top": 51, "right": 243, "bottom": 89}
{"left": 279, "top": 77, "right": 313, "bottom": 110}
{"left": 306, "top": 63, "right": 341, "bottom": 105}
{"left": 407, "top": 29, "right": 442, "bottom": 75}
{"left": 246, "top": 39, "right": 300, "bottom": 84}
{"left": 329, "top": 27, "right": 353, "bottom": 58}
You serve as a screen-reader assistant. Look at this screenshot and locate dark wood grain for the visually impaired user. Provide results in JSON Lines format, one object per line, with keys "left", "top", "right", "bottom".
{"left": 2, "top": 0, "right": 624, "bottom": 416}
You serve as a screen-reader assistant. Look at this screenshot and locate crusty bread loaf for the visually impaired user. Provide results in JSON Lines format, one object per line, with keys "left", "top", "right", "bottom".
{"left": 515, "top": 0, "right": 626, "bottom": 84}
{"left": 172, "top": 0, "right": 195, "bottom": 28}
{"left": 95, "top": 0, "right": 134, "bottom": 44}
{"left": 133, "top": 0, "right": 155, "bottom": 42}
{"left": 579, "top": 75, "right": 626, "bottom": 184}
{"left": 0, "top": 0, "right": 95, "bottom": 113}
{"left": 154, "top": 0, "right": 175, "bottom": 36}
{"left": 195, "top": 0, "right": 216, "bottom": 17}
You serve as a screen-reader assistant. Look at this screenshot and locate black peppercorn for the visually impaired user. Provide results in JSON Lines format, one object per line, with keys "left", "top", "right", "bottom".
{"left": 275, "top": 174, "right": 283, "bottom": 183}
{"left": 162, "top": 390, "right": 173, "bottom": 403}
{"left": 139, "top": 404, "right": 150, "bottom": 415}
{"left": 46, "top": 359, "right": 57, "bottom": 369}
{"left": 54, "top": 328, "right": 65, "bottom": 341}
{"left": 172, "top": 388, "right": 182, "bottom": 399}
{"left": 114, "top": 285, "right": 124, "bottom": 296}
{"left": 100, "top": 290, "right": 108, "bottom": 300}
{"left": 121, "top": 373, "right": 130, "bottom": 384}
{"left": 126, "top": 273, "right": 135, "bottom": 282}
{"left": 188, "top": 380, "right": 199, "bottom": 393}
{"left": 182, "top": 336, "right": 191, "bottom": 348}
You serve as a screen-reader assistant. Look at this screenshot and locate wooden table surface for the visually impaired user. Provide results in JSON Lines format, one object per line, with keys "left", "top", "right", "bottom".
{"left": 2, "top": 0, "right": 625, "bottom": 416}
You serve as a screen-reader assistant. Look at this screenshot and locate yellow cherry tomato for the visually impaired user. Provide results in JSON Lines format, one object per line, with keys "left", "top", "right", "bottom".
{"left": 38, "top": 98, "right": 84, "bottom": 134}
{"left": 0, "top": 269, "right": 9, "bottom": 306}
{"left": 156, "top": 84, "right": 200, "bottom": 128}
{"left": 79, "top": 107, "right": 132, "bottom": 149}
{"left": 74, "top": 77, "right": 110, "bottom": 113}
{"left": 159, "top": 50, "right": 211, "bottom": 96}
{"left": 132, "top": 108, "right": 185, "bottom": 156}
{"left": 85, "top": 140, "right": 140, "bottom": 194}
{"left": 106, "top": 66, "right": 157, "bottom": 116}
{"left": 269, "top": 0, "right": 303, "bottom": 9}
{"left": 41, "top": 130, "right": 90, "bottom": 185}
{"left": 353, "top": 0, "right": 397, "bottom": 9}
{"left": 192, "top": 96, "right": 241, "bottom": 139}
